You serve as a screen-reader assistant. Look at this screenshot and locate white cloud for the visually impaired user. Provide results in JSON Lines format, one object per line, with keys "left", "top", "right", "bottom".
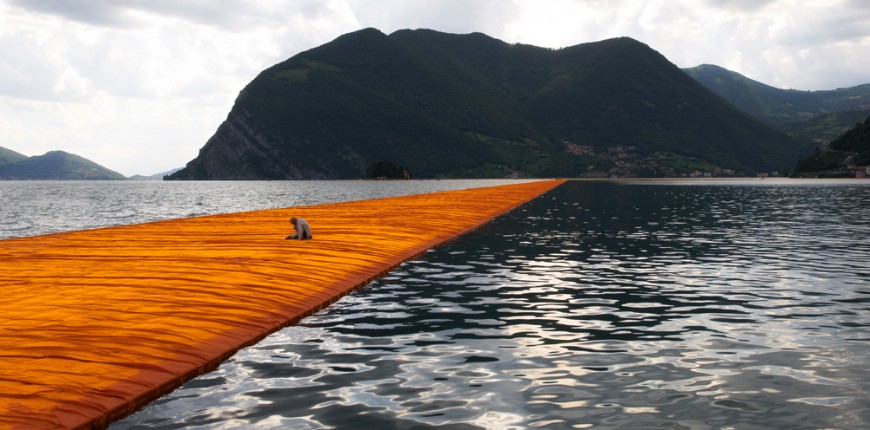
{"left": 348, "top": 0, "right": 514, "bottom": 37}
{"left": 0, "top": 0, "right": 363, "bottom": 175}
{"left": 710, "top": 0, "right": 870, "bottom": 89}
{"left": 8, "top": 0, "right": 133, "bottom": 27}
{"left": 0, "top": 94, "right": 219, "bottom": 175}
{"left": 0, "top": 0, "right": 868, "bottom": 176}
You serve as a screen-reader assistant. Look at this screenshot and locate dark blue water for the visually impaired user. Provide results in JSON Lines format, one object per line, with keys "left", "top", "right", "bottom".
{"left": 101, "top": 180, "right": 869, "bottom": 429}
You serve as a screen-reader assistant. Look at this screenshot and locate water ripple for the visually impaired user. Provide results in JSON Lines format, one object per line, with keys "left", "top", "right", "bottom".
{"left": 0, "top": 179, "right": 533, "bottom": 239}
{"left": 111, "top": 180, "right": 870, "bottom": 429}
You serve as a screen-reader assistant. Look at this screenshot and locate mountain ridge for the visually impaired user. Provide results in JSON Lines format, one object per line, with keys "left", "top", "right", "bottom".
{"left": 0, "top": 147, "right": 28, "bottom": 167}
{"left": 0, "top": 148, "right": 126, "bottom": 180}
{"left": 683, "top": 64, "right": 870, "bottom": 142}
{"left": 170, "top": 29, "right": 807, "bottom": 179}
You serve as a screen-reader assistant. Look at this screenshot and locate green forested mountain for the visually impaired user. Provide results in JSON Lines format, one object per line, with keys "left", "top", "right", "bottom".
{"left": 793, "top": 115, "right": 870, "bottom": 177}
{"left": 169, "top": 29, "right": 808, "bottom": 180}
{"left": 831, "top": 116, "right": 870, "bottom": 157}
{"left": 0, "top": 150, "right": 126, "bottom": 180}
{"left": 684, "top": 64, "right": 870, "bottom": 141}
{"left": 783, "top": 109, "right": 870, "bottom": 143}
{"left": 0, "top": 146, "right": 28, "bottom": 166}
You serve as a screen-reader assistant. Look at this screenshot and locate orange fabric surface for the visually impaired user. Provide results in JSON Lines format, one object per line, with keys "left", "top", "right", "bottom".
{"left": 0, "top": 179, "right": 564, "bottom": 430}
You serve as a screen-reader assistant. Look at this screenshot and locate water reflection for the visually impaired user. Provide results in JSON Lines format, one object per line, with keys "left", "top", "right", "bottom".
{"left": 114, "top": 180, "right": 870, "bottom": 429}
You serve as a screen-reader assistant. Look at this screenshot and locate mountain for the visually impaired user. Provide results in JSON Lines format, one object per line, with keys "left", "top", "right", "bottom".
{"left": 684, "top": 64, "right": 870, "bottom": 141}
{"left": 129, "top": 167, "right": 183, "bottom": 180}
{"left": 783, "top": 108, "right": 870, "bottom": 143}
{"left": 0, "top": 150, "right": 126, "bottom": 180}
{"left": 793, "top": 115, "right": 870, "bottom": 177}
{"left": 169, "top": 29, "right": 808, "bottom": 180}
{"left": 0, "top": 147, "right": 28, "bottom": 166}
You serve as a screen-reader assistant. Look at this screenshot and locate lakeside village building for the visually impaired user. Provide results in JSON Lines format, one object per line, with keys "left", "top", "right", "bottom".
{"left": 852, "top": 165, "right": 870, "bottom": 178}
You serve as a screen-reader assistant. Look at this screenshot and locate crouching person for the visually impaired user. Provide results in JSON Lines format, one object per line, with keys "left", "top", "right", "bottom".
{"left": 286, "top": 216, "right": 313, "bottom": 240}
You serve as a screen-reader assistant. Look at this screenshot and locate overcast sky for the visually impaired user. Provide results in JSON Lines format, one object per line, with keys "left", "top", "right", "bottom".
{"left": 1, "top": 0, "right": 868, "bottom": 176}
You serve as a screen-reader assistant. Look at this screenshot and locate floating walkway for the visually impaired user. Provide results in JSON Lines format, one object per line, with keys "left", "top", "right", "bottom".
{"left": 0, "top": 180, "right": 564, "bottom": 429}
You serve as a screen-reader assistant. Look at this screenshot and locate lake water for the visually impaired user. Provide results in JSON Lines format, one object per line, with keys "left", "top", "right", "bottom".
{"left": 0, "top": 179, "right": 530, "bottom": 239}
{"left": 3, "top": 179, "right": 869, "bottom": 429}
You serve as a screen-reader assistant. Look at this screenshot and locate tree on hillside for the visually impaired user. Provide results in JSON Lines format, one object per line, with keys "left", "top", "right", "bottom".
{"left": 792, "top": 115, "right": 870, "bottom": 177}
{"left": 830, "top": 116, "right": 870, "bottom": 165}
{"left": 366, "top": 161, "right": 411, "bottom": 179}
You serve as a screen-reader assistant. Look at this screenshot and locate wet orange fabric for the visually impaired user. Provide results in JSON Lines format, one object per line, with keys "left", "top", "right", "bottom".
{"left": 0, "top": 180, "right": 564, "bottom": 429}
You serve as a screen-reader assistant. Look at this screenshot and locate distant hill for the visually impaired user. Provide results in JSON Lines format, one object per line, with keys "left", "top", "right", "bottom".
{"left": 0, "top": 149, "right": 126, "bottom": 180}
{"left": 684, "top": 64, "right": 870, "bottom": 142}
{"left": 0, "top": 147, "right": 28, "bottom": 166}
{"left": 129, "top": 167, "right": 183, "bottom": 180}
{"left": 793, "top": 115, "right": 870, "bottom": 177}
{"left": 169, "top": 29, "right": 807, "bottom": 180}
{"left": 783, "top": 108, "right": 870, "bottom": 143}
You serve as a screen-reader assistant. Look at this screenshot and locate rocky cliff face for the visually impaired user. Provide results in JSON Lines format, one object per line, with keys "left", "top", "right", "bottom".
{"left": 173, "top": 106, "right": 372, "bottom": 180}
{"left": 168, "top": 29, "right": 808, "bottom": 180}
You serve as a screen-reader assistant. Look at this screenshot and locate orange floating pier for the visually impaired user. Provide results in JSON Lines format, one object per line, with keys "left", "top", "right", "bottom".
{"left": 0, "top": 180, "right": 564, "bottom": 429}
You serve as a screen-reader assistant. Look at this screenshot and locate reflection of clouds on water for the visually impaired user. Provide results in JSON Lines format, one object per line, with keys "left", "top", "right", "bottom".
{"left": 113, "top": 180, "right": 870, "bottom": 429}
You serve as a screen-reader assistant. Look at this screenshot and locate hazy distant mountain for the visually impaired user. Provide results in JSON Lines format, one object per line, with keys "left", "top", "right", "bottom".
{"left": 0, "top": 146, "right": 28, "bottom": 167}
{"left": 0, "top": 149, "right": 126, "bottom": 180}
{"left": 129, "top": 167, "right": 183, "bottom": 180}
{"left": 169, "top": 29, "right": 807, "bottom": 180}
{"left": 684, "top": 64, "right": 870, "bottom": 141}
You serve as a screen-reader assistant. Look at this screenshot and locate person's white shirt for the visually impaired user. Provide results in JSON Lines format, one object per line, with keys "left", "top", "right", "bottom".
{"left": 288, "top": 217, "right": 312, "bottom": 240}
